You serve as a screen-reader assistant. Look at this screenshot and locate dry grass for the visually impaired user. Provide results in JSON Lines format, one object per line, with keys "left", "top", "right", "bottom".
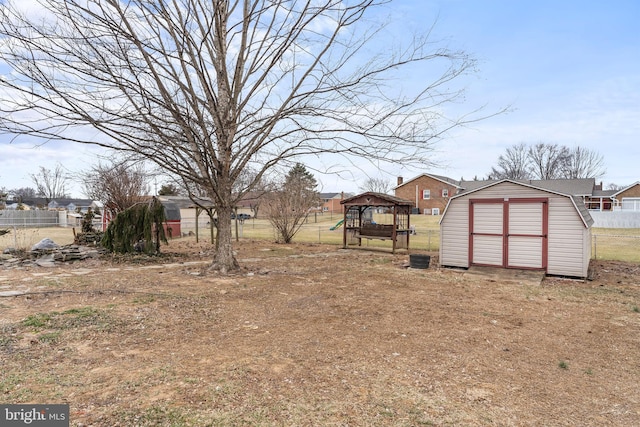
{"left": 0, "top": 226, "right": 77, "bottom": 249}
{"left": 2, "top": 218, "right": 639, "bottom": 262}
{"left": 0, "top": 239, "right": 639, "bottom": 426}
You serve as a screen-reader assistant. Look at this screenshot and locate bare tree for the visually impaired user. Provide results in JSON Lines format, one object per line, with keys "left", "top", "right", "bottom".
{"left": 8, "top": 187, "right": 37, "bottom": 201}
{"left": 561, "top": 146, "right": 606, "bottom": 179}
{"left": 606, "top": 183, "right": 627, "bottom": 191}
{"left": 83, "top": 162, "right": 150, "bottom": 217}
{"left": 527, "top": 143, "right": 571, "bottom": 180}
{"left": 0, "top": 0, "right": 492, "bottom": 272}
{"left": 359, "top": 177, "right": 391, "bottom": 194}
{"left": 263, "top": 163, "right": 320, "bottom": 243}
{"left": 487, "top": 143, "right": 530, "bottom": 180}
{"left": 489, "top": 143, "right": 606, "bottom": 181}
{"left": 30, "top": 164, "right": 69, "bottom": 202}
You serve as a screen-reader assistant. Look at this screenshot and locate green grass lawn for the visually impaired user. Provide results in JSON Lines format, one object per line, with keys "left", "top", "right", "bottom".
{"left": 592, "top": 228, "right": 640, "bottom": 263}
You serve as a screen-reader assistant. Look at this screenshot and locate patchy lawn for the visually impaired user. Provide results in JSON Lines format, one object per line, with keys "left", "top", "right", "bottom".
{"left": 1, "top": 239, "right": 639, "bottom": 426}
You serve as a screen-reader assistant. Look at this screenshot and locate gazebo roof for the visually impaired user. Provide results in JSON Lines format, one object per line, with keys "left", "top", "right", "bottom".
{"left": 340, "top": 192, "right": 413, "bottom": 207}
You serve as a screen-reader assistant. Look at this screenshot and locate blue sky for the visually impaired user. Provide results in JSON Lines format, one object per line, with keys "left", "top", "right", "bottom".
{"left": 386, "top": 0, "right": 640, "bottom": 187}
{"left": 1, "top": 0, "right": 638, "bottom": 196}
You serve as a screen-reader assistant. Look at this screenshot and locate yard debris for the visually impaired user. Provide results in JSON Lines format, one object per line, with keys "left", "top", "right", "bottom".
{"left": 1, "top": 243, "right": 102, "bottom": 269}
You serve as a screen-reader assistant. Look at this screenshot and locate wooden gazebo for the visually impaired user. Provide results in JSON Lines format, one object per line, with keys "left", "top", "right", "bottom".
{"left": 340, "top": 192, "right": 414, "bottom": 253}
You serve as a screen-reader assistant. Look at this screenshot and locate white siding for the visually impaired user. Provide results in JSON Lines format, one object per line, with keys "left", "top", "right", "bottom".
{"left": 440, "top": 199, "right": 469, "bottom": 267}
{"left": 547, "top": 197, "right": 588, "bottom": 277}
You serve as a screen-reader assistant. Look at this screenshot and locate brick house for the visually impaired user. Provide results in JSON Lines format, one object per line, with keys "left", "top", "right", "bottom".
{"left": 612, "top": 182, "right": 640, "bottom": 211}
{"left": 393, "top": 174, "right": 461, "bottom": 215}
{"left": 318, "top": 192, "right": 346, "bottom": 214}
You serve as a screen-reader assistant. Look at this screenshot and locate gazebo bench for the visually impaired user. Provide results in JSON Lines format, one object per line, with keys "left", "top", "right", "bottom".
{"left": 356, "top": 224, "right": 396, "bottom": 240}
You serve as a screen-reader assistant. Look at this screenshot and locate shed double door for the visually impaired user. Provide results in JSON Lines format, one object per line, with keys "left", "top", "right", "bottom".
{"left": 469, "top": 198, "right": 548, "bottom": 270}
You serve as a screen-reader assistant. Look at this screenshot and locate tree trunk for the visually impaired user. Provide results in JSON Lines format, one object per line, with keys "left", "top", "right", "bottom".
{"left": 208, "top": 204, "right": 238, "bottom": 273}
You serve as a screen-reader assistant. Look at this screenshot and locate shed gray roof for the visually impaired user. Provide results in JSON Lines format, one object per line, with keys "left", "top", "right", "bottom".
{"left": 446, "top": 179, "right": 594, "bottom": 228}
{"left": 458, "top": 178, "right": 596, "bottom": 196}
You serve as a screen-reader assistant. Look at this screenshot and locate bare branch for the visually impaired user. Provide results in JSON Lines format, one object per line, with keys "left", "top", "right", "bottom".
{"left": 0, "top": 0, "right": 495, "bottom": 271}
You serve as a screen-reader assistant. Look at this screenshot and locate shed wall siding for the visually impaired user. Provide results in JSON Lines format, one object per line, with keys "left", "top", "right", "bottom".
{"left": 440, "top": 200, "right": 469, "bottom": 267}
{"left": 547, "top": 197, "right": 587, "bottom": 277}
{"left": 440, "top": 182, "right": 590, "bottom": 277}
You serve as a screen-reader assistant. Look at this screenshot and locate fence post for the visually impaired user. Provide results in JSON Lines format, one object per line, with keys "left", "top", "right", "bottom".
{"left": 593, "top": 234, "right": 597, "bottom": 259}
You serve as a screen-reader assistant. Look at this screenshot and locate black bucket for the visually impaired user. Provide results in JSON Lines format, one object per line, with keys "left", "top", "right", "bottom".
{"left": 409, "top": 254, "right": 430, "bottom": 269}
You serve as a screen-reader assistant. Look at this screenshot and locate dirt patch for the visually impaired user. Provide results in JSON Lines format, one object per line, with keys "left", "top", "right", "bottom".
{"left": 1, "top": 239, "right": 639, "bottom": 426}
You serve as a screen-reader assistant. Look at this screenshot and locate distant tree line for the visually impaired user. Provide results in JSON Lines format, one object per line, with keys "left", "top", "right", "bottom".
{"left": 487, "top": 143, "right": 606, "bottom": 181}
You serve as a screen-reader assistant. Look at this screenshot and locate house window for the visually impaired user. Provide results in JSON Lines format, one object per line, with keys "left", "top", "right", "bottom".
{"left": 432, "top": 208, "right": 441, "bottom": 216}
{"left": 422, "top": 189, "right": 431, "bottom": 200}
{"left": 442, "top": 189, "right": 448, "bottom": 198}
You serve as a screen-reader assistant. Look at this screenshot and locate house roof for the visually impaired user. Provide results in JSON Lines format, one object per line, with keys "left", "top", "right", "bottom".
{"left": 15, "top": 197, "right": 94, "bottom": 208}
{"left": 397, "top": 172, "right": 607, "bottom": 199}
{"left": 319, "top": 192, "right": 342, "bottom": 200}
{"left": 611, "top": 181, "right": 640, "bottom": 197}
{"left": 158, "top": 195, "right": 215, "bottom": 209}
{"left": 393, "top": 173, "right": 463, "bottom": 190}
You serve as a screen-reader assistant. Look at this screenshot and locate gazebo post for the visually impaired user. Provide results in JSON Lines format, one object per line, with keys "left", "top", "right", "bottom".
{"left": 195, "top": 207, "right": 200, "bottom": 243}
{"left": 391, "top": 205, "right": 397, "bottom": 254}
{"left": 342, "top": 206, "right": 348, "bottom": 248}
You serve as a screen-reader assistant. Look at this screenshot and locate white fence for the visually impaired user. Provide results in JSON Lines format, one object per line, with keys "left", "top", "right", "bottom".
{"left": 589, "top": 211, "right": 640, "bottom": 228}
{"left": 0, "top": 210, "right": 60, "bottom": 227}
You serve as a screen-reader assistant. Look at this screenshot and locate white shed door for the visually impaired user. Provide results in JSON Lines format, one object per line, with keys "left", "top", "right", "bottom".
{"left": 507, "top": 202, "right": 544, "bottom": 269}
{"left": 470, "top": 199, "right": 548, "bottom": 270}
{"left": 471, "top": 202, "right": 504, "bottom": 266}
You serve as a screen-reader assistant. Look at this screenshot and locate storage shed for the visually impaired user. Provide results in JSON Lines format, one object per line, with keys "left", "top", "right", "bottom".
{"left": 440, "top": 180, "right": 593, "bottom": 278}
{"left": 160, "top": 200, "right": 181, "bottom": 239}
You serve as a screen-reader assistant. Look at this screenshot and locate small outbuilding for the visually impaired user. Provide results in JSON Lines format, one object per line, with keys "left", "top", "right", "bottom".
{"left": 161, "top": 200, "right": 182, "bottom": 239}
{"left": 440, "top": 179, "right": 593, "bottom": 278}
{"left": 340, "top": 192, "right": 414, "bottom": 253}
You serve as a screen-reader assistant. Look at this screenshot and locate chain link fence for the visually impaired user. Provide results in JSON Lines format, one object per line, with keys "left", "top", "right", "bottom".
{"left": 3, "top": 215, "right": 640, "bottom": 263}
{"left": 592, "top": 234, "right": 640, "bottom": 263}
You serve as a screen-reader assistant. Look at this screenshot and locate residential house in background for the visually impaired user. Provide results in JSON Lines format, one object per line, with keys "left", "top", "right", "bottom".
{"left": 394, "top": 174, "right": 460, "bottom": 215}
{"left": 394, "top": 174, "right": 639, "bottom": 214}
{"left": 611, "top": 182, "right": 640, "bottom": 211}
{"left": 318, "top": 192, "right": 347, "bottom": 214}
